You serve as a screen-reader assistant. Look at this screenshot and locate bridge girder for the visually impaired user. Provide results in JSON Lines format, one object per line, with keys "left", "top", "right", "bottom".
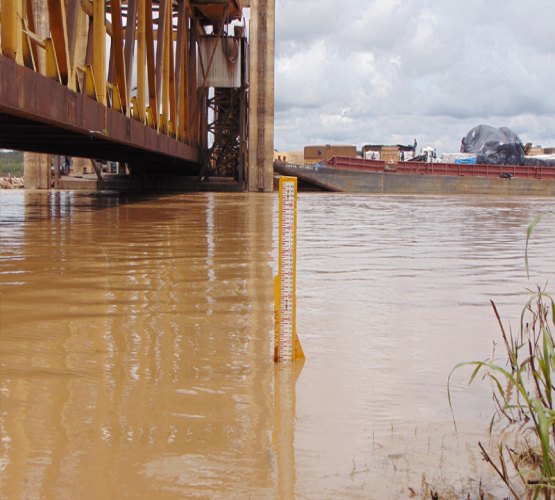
{"left": 0, "top": 0, "right": 257, "bottom": 185}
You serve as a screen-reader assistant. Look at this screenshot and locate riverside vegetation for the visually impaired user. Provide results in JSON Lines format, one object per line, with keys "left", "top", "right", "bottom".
{"left": 0, "top": 150, "right": 23, "bottom": 177}
{"left": 449, "top": 212, "right": 555, "bottom": 499}
{"left": 0, "top": 150, "right": 24, "bottom": 188}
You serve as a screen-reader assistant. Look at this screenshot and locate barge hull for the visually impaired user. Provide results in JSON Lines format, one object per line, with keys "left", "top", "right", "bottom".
{"left": 275, "top": 164, "right": 555, "bottom": 196}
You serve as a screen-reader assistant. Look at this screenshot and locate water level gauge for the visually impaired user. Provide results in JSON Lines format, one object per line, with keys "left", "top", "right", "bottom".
{"left": 274, "top": 176, "right": 304, "bottom": 363}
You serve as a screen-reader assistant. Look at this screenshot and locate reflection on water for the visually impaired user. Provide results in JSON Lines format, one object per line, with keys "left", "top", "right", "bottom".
{"left": 1, "top": 191, "right": 274, "bottom": 499}
{"left": 274, "top": 363, "right": 303, "bottom": 500}
{"left": 1, "top": 191, "right": 554, "bottom": 498}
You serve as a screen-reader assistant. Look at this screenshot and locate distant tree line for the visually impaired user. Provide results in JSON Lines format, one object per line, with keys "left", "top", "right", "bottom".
{"left": 0, "top": 151, "right": 23, "bottom": 177}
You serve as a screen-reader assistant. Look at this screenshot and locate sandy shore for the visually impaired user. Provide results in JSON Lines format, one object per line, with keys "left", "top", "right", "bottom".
{"left": 0, "top": 176, "right": 24, "bottom": 189}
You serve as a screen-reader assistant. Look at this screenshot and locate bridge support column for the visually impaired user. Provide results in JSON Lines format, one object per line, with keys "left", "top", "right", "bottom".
{"left": 248, "top": 0, "right": 275, "bottom": 192}
{"left": 23, "top": 0, "right": 50, "bottom": 189}
{"left": 71, "top": 157, "right": 90, "bottom": 176}
{"left": 23, "top": 153, "right": 51, "bottom": 189}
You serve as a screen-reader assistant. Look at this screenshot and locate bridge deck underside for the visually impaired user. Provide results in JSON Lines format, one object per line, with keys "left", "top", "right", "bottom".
{"left": 0, "top": 55, "right": 200, "bottom": 172}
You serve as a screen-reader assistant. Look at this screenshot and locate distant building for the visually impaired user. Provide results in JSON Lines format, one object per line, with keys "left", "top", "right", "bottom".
{"left": 304, "top": 145, "right": 357, "bottom": 163}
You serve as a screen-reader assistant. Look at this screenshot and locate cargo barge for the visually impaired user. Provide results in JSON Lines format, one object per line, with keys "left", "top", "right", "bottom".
{"left": 274, "top": 156, "right": 555, "bottom": 196}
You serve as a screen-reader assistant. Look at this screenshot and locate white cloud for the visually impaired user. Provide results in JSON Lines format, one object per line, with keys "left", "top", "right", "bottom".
{"left": 273, "top": 0, "right": 555, "bottom": 152}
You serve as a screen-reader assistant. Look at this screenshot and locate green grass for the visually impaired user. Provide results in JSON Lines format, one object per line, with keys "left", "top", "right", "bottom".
{"left": 0, "top": 150, "right": 24, "bottom": 177}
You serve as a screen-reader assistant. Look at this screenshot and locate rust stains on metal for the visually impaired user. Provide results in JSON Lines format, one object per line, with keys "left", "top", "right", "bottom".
{"left": 0, "top": 0, "right": 251, "bottom": 182}
{"left": 0, "top": 55, "right": 198, "bottom": 169}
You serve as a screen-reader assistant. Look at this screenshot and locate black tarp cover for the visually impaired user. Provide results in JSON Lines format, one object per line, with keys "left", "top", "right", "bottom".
{"left": 461, "top": 124, "right": 525, "bottom": 165}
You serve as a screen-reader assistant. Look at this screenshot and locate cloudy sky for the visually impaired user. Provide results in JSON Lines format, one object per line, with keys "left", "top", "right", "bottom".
{"left": 272, "top": 0, "right": 555, "bottom": 153}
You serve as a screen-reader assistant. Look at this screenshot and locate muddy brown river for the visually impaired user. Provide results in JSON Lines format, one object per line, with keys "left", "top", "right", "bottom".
{"left": 1, "top": 190, "right": 554, "bottom": 498}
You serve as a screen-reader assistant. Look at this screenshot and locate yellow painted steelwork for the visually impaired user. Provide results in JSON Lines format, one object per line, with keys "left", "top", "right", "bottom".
{"left": 45, "top": 37, "right": 60, "bottom": 82}
{"left": 46, "top": 0, "right": 70, "bottom": 87}
{"left": 1, "top": 0, "right": 22, "bottom": 63}
{"left": 176, "top": 2, "right": 189, "bottom": 142}
{"left": 144, "top": 0, "right": 158, "bottom": 129}
{"left": 274, "top": 176, "right": 305, "bottom": 363}
{"left": 136, "top": 0, "right": 147, "bottom": 122}
{"left": 0, "top": 0, "right": 243, "bottom": 142}
{"left": 110, "top": 0, "right": 128, "bottom": 113}
{"left": 92, "top": 0, "right": 106, "bottom": 105}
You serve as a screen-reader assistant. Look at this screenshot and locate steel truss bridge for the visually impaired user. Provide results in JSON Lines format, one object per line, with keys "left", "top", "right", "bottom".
{"left": 0, "top": 0, "right": 273, "bottom": 191}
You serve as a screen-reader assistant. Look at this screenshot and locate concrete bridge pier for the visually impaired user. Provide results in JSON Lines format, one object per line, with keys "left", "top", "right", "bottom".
{"left": 247, "top": 0, "right": 275, "bottom": 193}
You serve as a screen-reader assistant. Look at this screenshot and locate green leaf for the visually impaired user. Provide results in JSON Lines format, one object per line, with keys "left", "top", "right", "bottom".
{"left": 525, "top": 211, "right": 555, "bottom": 279}
{"left": 532, "top": 399, "right": 554, "bottom": 478}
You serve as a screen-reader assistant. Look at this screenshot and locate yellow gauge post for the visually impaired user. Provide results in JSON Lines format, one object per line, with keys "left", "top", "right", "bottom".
{"left": 274, "top": 176, "right": 305, "bottom": 362}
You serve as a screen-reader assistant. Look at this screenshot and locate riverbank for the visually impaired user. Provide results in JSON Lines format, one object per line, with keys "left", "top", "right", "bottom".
{"left": 0, "top": 176, "right": 24, "bottom": 189}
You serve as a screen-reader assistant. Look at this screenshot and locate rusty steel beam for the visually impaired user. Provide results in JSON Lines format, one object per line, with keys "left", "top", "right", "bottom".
{"left": 191, "top": 0, "right": 243, "bottom": 25}
{"left": 110, "top": 0, "right": 128, "bottom": 114}
{"left": 155, "top": 0, "right": 168, "bottom": 112}
{"left": 92, "top": 0, "right": 106, "bottom": 104}
{"left": 188, "top": 19, "right": 200, "bottom": 146}
{"left": 0, "top": 54, "right": 199, "bottom": 167}
{"left": 0, "top": 0, "right": 250, "bottom": 183}
{"left": 67, "top": 0, "right": 89, "bottom": 90}
{"left": 144, "top": 0, "right": 158, "bottom": 128}
{"left": 67, "top": 1, "right": 80, "bottom": 68}
{"left": 80, "top": 0, "right": 113, "bottom": 36}
{"left": 136, "top": 0, "right": 146, "bottom": 122}
{"left": 160, "top": 0, "right": 170, "bottom": 131}
{"left": 24, "top": 0, "right": 40, "bottom": 71}
{"left": 46, "top": 0, "right": 70, "bottom": 87}
{"left": 124, "top": 0, "right": 137, "bottom": 98}
{"left": 175, "top": 2, "right": 189, "bottom": 142}
{"left": 167, "top": 4, "right": 176, "bottom": 134}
